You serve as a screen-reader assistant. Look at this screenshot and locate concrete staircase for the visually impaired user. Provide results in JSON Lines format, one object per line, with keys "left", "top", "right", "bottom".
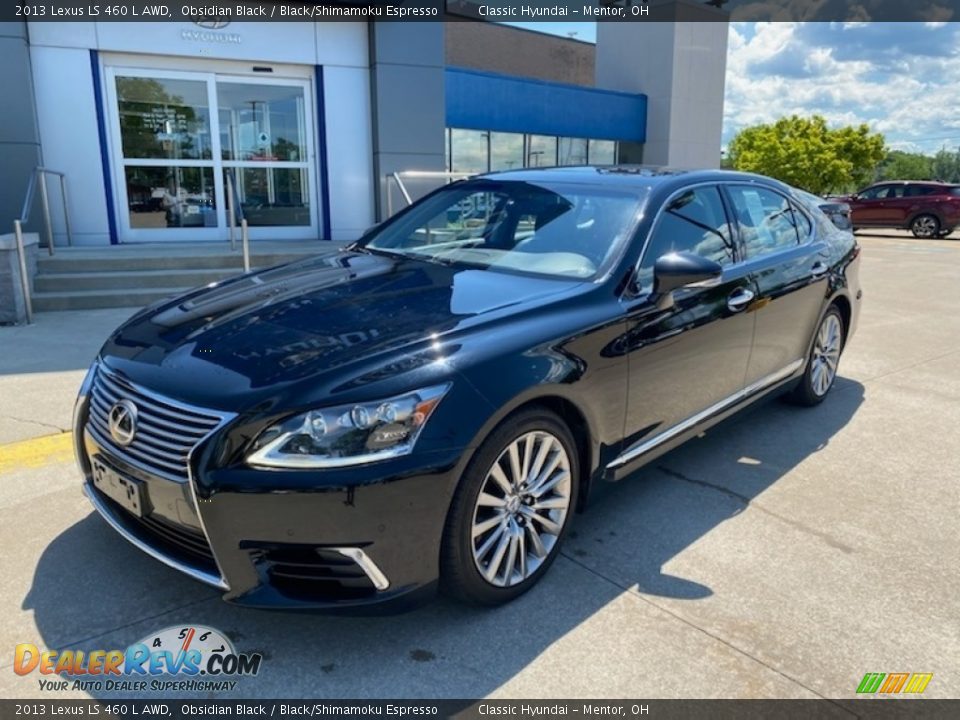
{"left": 31, "top": 241, "right": 329, "bottom": 312}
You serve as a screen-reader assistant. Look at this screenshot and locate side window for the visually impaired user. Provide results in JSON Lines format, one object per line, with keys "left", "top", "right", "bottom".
{"left": 885, "top": 185, "right": 905, "bottom": 198}
{"left": 726, "top": 186, "right": 801, "bottom": 260}
{"left": 906, "top": 185, "right": 937, "bottom": 197}
{"left": 859, "top": 186, "right": 884, "bottom": 200}
{"left": 636, "top": 186, "right": 736, "bottom": 290}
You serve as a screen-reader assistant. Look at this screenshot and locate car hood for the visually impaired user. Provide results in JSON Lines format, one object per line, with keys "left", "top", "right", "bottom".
{"left": 100, "top": 249, "right": 587, "bottom": 411}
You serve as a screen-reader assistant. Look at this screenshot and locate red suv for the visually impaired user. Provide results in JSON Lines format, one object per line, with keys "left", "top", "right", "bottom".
{"left": 836, "top": 182, "right": 960, "bottom": 238}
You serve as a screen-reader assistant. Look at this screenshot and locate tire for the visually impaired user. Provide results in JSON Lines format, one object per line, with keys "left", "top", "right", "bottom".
{"left": 790, "top": 306, "right": 845, "bottom": 407}
{"left": 440, "top": 407, "right": 580, "bottom": 605}
{"left": 911, "top": 214, "right": 940, "bottom": 239}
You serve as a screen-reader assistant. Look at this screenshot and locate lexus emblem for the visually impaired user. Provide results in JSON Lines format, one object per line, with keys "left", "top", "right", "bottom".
{"left": 108, "top": 399, "right": 139, "bottom": 447}
{"left": 193, "top": 19, "right": 231, "bottom": 30}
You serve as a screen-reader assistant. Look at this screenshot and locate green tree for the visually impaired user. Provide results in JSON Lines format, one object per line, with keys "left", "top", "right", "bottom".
{"left": 931, "top": 147, "right": 960, "bottom": 183}
{"left": 728, "top": 115, "right": 886, "bottom": 195}
{"left": 877, "top": 151, "right": 934, "bottom": 182}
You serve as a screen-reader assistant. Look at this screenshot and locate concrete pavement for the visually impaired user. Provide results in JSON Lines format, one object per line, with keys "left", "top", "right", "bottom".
{"left": 0, "top": 230, "right": 957, "bottom": 701}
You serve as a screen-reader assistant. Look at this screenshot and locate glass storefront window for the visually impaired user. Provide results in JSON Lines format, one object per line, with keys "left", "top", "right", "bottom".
{"left": 559, "top": 138, "right": 588, "bottom": 166}
{"left": 490, "top": 132, "right": 524, "bottom": 171}
{"left": 228, "top": 168, "right": 310, "bottom": 227}
{"left": 526, "top": 135, "right": 557, "bottom": 168}
{"left": 111, "top": 69, "right": 319, "bottom": 239}
{"left": 125, "top": 166, "right": 216, "bottom": 229}
{"left": 116, "top": 77, "right": 212, "bottom": 161}
{"left": 451, "top": 129, "right": 489, "bottom": 174}
{"left": 217, "top": 83, "right": 307, "bottom": 162}
{"left": 589, "top": 140, "right": 617, "bottom": 165}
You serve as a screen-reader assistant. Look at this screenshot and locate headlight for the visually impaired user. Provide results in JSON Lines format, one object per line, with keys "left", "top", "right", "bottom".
{"left": 246, "top": 384, "right": 451, "bottom": 469}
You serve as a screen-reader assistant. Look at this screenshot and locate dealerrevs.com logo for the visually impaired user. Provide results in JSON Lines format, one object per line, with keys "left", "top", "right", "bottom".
{"left": 14, "top": 625, "right": 263, "bottom": 693}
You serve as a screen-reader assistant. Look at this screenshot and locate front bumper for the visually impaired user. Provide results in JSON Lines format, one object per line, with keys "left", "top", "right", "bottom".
{"left": 75, "top": 389, "right": 466, "bottom": 612}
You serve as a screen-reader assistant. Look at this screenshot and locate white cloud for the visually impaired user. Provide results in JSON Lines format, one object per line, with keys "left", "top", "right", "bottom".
{"left": 723, "top": 22, "right": 960, "bottom": 153}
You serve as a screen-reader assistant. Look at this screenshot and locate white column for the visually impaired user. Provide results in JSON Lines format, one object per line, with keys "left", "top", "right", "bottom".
{"left": 595, "top": 0, "right": 729, "bottom": 169}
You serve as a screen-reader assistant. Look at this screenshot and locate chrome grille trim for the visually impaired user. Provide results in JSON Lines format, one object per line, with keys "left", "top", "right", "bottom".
{"left": 83, "top": 484, "right": 227, "bottom": 590}
{"left": 87, "top": 365, "right": 229, "bottom": 483}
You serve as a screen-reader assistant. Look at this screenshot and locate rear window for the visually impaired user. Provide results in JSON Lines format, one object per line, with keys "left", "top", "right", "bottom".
{"left": 906, "top": 185, "right": 941, "bottom": 197}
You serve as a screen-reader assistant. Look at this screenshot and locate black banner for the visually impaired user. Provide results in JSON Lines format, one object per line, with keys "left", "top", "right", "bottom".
{"left": 4, "top": 1, "right": 960, "bottom": 23}
{"left": 3, "top": 701, "right": 960, "bottom": 720}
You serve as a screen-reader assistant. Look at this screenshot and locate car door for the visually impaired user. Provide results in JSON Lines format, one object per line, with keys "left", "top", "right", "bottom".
{"left": 850, "top": 185, "right": 890, "bottom": 226}
{"left": 724, "top": 184, "right": 831, "bottom": 388}
{"left": 879, "top": 184, "right": 911, "bottom": 225}
{"left": 617, "top": 185, "right": 755, "bottom": 469}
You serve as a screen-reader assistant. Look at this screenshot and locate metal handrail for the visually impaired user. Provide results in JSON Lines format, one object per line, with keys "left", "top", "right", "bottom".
{"left": 12, "top": 167, "right": 73, "bottom": 324}
{"left": 224, "top": 170, "right": 250, "bottom": 272}
{"left": 385, "top": 170, "right": 474, "bottom": 217}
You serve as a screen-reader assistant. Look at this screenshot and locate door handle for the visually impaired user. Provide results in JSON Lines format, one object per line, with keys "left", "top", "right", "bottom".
{"left": 727, "top": 287, "right": 755, "bottom": 312}
{"left": 811, "top": 261, "right": 829, "bottom": 278}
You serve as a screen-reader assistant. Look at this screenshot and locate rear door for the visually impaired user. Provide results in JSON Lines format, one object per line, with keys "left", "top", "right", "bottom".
{"left": 880, "top": 184, "right": 913, "bottom": 225}
{"left": 724, "top": 184, "right": 830, "bottom": 387}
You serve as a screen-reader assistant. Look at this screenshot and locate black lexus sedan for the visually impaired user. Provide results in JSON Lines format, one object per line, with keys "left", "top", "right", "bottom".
{"left": 74, "top": 167, "right": 862, "bottom": 610}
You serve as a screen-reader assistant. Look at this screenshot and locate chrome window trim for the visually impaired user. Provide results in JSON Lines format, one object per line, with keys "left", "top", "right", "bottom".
{"left": 606, "top": 358, "right": 804, "bottom": 470}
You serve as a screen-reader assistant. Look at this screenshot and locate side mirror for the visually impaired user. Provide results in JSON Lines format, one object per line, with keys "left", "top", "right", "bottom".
{"left": 653, "top": 252, "right": 724, "bottom": 295}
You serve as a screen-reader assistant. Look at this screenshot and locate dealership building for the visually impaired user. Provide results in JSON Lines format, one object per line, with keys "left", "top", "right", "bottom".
{"left": 0, "top": 1, "right": 727, "bottom": 316}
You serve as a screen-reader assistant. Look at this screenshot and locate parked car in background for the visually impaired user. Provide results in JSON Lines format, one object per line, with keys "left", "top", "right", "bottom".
{"left": 793, "top": 189, "right": 853, "bottom": 231}
{"left": 74, "top": 167, "right": 862, "bottom": 610}
{"left": 832, "top": 181, "right": 960, "bottom": 238}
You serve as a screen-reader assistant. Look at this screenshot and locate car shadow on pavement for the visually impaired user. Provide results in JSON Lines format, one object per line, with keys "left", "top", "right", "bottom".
{"left": 22, "top": 379, "right": 864, "bottom": 698}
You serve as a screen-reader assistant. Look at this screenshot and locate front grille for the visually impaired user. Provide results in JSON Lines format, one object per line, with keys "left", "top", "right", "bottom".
{"left": 254, "top": 546, "right": 377, "bottom": 601}
{"left": 87, "top": 365, "right": 225, "bottom": 482}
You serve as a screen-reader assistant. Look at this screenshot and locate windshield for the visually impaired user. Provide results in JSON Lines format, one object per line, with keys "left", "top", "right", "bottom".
{"left": 361, "top": 180, "right": 646, "bottom": 280}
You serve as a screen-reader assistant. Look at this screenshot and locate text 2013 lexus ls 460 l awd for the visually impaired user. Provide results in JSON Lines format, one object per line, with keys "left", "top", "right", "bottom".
{"left": 74, "top": 168, "right": 862, "bottom": 611}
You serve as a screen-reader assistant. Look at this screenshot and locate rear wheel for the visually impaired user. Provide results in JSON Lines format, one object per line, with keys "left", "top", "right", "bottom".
{"left": 440, "top": 408, "right": 578, "bottom": 605}
{"left": 911, "top": 214, "right": 940, "bottom": 238}
{"left": 790, "top": 306, "right": 845, "bottom": 406}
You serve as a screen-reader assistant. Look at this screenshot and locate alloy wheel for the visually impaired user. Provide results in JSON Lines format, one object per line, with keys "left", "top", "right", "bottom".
{"left": 912, "top": 216, "right": 939, "bottom": 238}
{"left": 470, "top": 431, "right": 572, "bottom": 588}
{"left": 811, "top": 313, "right": 842, "bottom": 397}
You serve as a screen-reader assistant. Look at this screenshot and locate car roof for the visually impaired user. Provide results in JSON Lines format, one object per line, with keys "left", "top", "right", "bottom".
{"left": 476, "top": 165, "right": 785, "bottom": 191}
{"left": 868, "top": 180, "right": 952, "bottom": 186}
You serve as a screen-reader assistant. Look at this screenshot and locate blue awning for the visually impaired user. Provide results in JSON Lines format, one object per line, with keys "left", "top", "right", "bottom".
{"left": 445, "top": 67, "right": 647, "bottom": 143}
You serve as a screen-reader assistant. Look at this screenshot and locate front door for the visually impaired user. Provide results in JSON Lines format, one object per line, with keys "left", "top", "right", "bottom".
{"left": 619, "top": 185, "right": 754, "bottom": 468}
{"left": 850, "top": 185, "right": 894, "bottom": 226}
{"left": 105, "top": 67, "right": 319, "bottom": 242}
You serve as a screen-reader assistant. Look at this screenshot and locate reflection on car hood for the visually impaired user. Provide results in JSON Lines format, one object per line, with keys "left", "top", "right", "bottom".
{"left": 100, "top": 249, "right": 585, "bottom": 410}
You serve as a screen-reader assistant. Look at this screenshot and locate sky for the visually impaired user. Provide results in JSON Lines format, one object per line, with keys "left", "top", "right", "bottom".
{"left": 506, "top": 21, "right": 960, "bottom": 154}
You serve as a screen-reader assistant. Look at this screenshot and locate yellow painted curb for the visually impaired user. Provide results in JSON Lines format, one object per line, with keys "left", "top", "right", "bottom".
{"left": 0, "top": 432, "right": 74, "bottom": 474}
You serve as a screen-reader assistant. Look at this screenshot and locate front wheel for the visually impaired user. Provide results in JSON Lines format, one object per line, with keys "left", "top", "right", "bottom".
{"left": 790, "top": 306, "right": 845, "bottom": 406}
{"left": 440, "top": 408, "right": 579, "bottom": 605}
{"left": 911, "top": 214, "right": 940, "bottom": 238}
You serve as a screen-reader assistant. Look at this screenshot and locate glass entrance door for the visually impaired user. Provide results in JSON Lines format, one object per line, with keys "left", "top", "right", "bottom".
{"left": 217, "top": 79, "right": 312, "bottom": 230}
{"left": 106, "top": 68, "right": 318, "bottom": 242}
